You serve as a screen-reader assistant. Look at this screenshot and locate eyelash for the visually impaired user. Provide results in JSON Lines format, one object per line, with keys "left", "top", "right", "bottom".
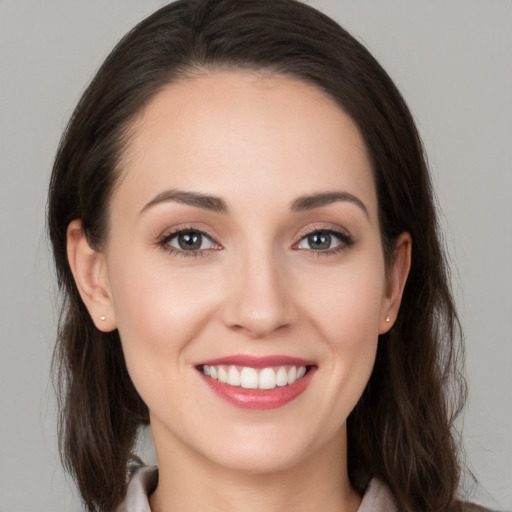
{"left": 156, "top": 225, "right": 354, "bottom": 258}
{"left": 157, "top": 226, "right": 221, "bottom": 258}
{"left": 293, "top": 226, "right": 354, "bottom": 256}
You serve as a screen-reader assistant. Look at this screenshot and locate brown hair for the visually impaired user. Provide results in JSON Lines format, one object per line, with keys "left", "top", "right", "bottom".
{"left": 48, "top": 1, "right": 466, "bottom": 510}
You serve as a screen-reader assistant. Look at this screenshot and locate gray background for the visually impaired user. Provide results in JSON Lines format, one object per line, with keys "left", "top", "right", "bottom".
{"left": 0, "top": 1, "right": 510, "bottom": 510}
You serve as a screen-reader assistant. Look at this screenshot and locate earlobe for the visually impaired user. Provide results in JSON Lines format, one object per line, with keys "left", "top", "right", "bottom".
{"left": 379, "top": 232, "right": 412, "bottom": 334}
{"left": 66, "top": 220, "right": 117, "bottom": 332}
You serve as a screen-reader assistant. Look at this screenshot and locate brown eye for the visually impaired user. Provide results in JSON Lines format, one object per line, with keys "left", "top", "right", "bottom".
{"left": 296, "top": 229, "right": 352, "bottom": 252}
{"left": 306, "top": 232, "right": 332, "bottom": 250}
{"left": 167, "top": 231, "right": 215, "bottom": 251}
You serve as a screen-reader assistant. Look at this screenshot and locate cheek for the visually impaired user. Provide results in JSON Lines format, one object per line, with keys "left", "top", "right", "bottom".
{"left": 105, "top": 255, "right": 227, "bottom": 420}
{"left": 296, "top": 258, "right": 385, "bottom": 408}
{"left": 300, "top": 259, "right": 386, "bottom": 343}
{"left": 106, "top": 253, "right": 221, "bottom": 368}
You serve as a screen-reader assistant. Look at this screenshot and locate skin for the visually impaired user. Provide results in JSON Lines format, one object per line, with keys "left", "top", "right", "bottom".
{"left": 67, "top": 71, "right": 411, "bottom": 512}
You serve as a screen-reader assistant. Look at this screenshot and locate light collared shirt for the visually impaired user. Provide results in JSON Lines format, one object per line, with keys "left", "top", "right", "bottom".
{"left": 116, "top": 465, "right": 398, "bottom": 512}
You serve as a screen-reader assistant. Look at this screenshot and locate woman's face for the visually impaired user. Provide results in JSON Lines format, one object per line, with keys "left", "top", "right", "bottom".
{"left": 91, "top": 72, "right": 407, "bottom": 473}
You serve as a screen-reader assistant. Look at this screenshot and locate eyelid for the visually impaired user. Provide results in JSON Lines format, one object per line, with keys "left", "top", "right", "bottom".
{"left": 155, "top": 223, "right": 353, "bottom": 258}
{"left": 295, "top": 224, "right": 351, "bottom": 242}
{"left": 292, "top": 224, "right": 354, "bottom": 254}
{"left": 156, "top": 225, "right": 223, "bottom": 257}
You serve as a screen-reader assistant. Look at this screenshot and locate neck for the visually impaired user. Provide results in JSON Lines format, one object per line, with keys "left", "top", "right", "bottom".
{"left": 149, "top": 423, "right": 361, "bottom": 512}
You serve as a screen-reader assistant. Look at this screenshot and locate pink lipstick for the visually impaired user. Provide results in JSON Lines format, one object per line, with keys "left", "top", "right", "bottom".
{"left": 196, "top": 355, "right": 316, "bottom": 410}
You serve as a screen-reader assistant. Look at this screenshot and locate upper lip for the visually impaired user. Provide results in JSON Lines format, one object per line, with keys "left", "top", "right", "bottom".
{"left": 195, "top": 354, "right": 316, "bottom": 369}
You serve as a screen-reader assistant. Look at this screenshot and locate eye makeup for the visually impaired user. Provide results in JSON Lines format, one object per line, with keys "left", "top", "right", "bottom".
{"left": 155, "top": 222, "right": 354, "bottom": 259}
{"left": 293, "top": 225, "right": 354, "bottom": 256}
{"left": 156, "top": 225, "right": 222, "bottom": 258}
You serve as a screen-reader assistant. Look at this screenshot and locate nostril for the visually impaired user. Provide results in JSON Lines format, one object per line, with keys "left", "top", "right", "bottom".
{"left": 226, "top": 318, "right": 291, "bottom": 339}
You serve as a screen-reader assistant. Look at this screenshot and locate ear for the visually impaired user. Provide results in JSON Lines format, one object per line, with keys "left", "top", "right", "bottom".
{"left": 379, "top": 232, "right": 412, "bottom": 334}
{"left": 66, "top": 220, "right": 117, "bottom": 332}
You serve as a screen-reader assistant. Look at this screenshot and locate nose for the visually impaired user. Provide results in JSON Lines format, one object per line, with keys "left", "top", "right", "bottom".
{"left": 221, "top": 247, "right": 295, "bottom": 338}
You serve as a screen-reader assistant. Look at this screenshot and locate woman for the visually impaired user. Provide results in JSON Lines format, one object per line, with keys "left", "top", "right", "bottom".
{"left": 48, "top": 1, "right": 471, "bottom": 511}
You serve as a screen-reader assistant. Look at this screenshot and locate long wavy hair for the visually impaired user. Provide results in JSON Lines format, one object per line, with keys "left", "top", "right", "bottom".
{"left": 48, "top": 1, "right": 466, "bottom": 510}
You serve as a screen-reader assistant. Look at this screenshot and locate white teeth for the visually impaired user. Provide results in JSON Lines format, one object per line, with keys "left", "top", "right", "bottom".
{"left": 276, "top": 367, "right": 288, "bottom": 387}
{"left": 259, "top": 368, "right": 277, "bottom": 390}
{"left": 240, "top": 367, "right": 259, "bottom": 389}
{"left": 202, "top": 364, "right": 308, "bottom": 390}
{"left": 287, "top": 366, "right": 297, "bottom": 384}
{"left": 227, "top": 366, "right": 240, "bottom": 386}
{"left": 218, "top": 366, "right": 228, "bottom": 383}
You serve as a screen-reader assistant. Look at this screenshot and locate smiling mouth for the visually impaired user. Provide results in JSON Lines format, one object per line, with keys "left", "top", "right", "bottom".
{"left": 200, "top": 364, "right": 308, "bottom": 390}
{"left": 195, "top": 356, "right": 316, "bottom": 410}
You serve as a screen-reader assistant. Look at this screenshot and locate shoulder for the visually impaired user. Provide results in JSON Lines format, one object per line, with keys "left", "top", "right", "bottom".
{"left": 357, "top": 478, "right": 398, "bottom": 512}
{"left": 459, "top": 502, "right": 504, "bottom": 512}
{"left": 116, "top": 467, "right": 504, "bottom": 512}
{"left": 116, "top": 465, "right": 158, "bottom": 512}
{"left": 117, "top": 469, "right": 394, "bottom": 512}
{"left": 358, "top": 479, "right": 504, "bottom": 512}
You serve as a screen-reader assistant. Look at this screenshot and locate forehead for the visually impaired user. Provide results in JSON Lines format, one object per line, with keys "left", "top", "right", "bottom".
{"left": 114, "top": 71, "right": 376, "bottom": 220}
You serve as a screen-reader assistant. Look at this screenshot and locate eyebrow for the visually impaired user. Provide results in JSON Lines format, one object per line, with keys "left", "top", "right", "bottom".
{"left": 140, "top": 189, "right": 368, "bottom": 217}
{"left": 290, "top": 191, "right": 369, "bottom": 217}
{"left": 140, "top": 189, "right": 230, "bottom": 215}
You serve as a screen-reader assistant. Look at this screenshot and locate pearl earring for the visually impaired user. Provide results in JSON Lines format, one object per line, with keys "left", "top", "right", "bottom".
{"left": 100, "top": 315, "right": 106, "bottom": 321}
{"left": 385, "top": 315, "right": 390, "bottom": 323}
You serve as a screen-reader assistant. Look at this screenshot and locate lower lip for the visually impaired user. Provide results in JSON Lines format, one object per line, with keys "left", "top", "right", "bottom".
{"left": 199, "top": 368, "right": 315, "bottom": 410}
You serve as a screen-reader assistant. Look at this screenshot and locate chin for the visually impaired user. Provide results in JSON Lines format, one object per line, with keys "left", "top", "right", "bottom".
{"left": 196, "top": 421, "right": 339, "bottom": 476}
{"left": 207, "top": 444, "right": 308, "bottom": 475}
